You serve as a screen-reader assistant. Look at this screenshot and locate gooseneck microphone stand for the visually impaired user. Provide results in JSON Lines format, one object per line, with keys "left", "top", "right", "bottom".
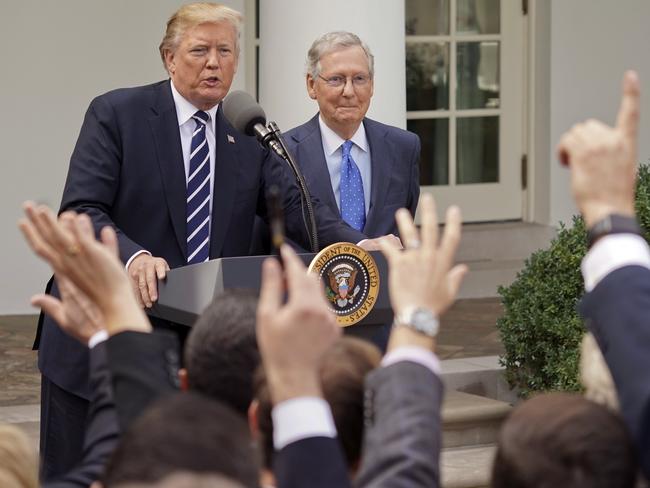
{"left": 267, "top": 121, "right": 319, "bottom": 253}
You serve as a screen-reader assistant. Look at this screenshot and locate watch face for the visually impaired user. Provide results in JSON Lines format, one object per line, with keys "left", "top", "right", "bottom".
{"left": 411, "top": 308, "right": 439, "bottom": 336}
{"left": 413, "top": 309, "right": 429, "bottom": 324}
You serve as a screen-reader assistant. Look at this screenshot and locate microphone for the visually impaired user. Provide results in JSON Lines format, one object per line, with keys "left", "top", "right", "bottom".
{"left": 222, "top": 91, "right": 287, "bottom": 159}
{"left": 222, "top": 90, "right": 320, "bottom": 252}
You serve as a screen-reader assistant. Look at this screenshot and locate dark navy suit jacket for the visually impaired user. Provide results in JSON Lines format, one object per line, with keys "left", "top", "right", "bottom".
{"left": 44, "top": 342, "right": 120, "bottom": 488}
{"left": 580, "top": 264, "right": 650, "bottom": 477}
{"left": 37, "top": 80, "right": 365, "bottom": 399}
{"left": 283, "top": 114, "right": 421, "bottom": 238}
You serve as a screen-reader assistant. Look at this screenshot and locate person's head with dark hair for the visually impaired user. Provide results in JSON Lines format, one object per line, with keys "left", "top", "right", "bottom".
{"left": 100, "top": 392, "right": 258, "bottom": 488}
{"left": 182, "top": 289, "right": 259, "bottom": 415}
{"left": 252, "top": 336, "right": 381, "bottom": 481}
{"left": 492, "top": 392, "right": 637, "bottom": 488}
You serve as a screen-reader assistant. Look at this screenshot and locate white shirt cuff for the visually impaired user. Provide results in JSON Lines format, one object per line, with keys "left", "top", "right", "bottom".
{"left": 125, "top": 249, "right": 151, "bottom": 271}
{"left": 382, "top": 346, "right": 441, "bottom": 376}
{"left": 88, "top": 329, "right": 108, "bottom": 349}
{"left": 582, "top": 234, "right": 650, "bottom": 292}
{"left": 271, "top": 397, "right": 336, "bottom": 449}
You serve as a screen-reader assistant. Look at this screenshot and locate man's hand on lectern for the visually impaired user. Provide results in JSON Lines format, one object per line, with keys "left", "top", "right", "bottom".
{"left": 127, "top": 253, "right": 170, "bottom": 309}
{"left": 358, "top": 233, "right": 402, "bottom": 251}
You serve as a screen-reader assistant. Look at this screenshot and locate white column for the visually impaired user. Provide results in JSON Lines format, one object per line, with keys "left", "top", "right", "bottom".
{"left": 258, "top": 0, "right": 406, "bottom": 132}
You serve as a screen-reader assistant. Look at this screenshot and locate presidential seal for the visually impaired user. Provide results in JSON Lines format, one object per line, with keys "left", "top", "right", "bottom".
{"left": 308, "top": 243, "right": 380, "bottom": 327}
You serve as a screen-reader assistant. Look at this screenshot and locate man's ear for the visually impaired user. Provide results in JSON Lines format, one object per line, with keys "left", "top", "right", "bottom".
{"left": 178, "top": 367, "right": 189, "bottom": 391}
{"left": 248, "top": 399, "right": 259, "bottom": 438}
{"left": 164, "top": 49, "right": 176, "bottom": 75}
{"left": 306, "top": 74, "right": 317, "bottom": 100}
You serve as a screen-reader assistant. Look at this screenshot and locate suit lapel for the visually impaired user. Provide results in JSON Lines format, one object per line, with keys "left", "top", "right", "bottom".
{"left": 292, "top": 114, "right": 340, "bottom": 215}
{"left": 148, "top": 81, "right": 188, "bottom": 260}
{"left": 364, "top": 119, "right": 391, "bottom": 236}
{"left": 208, "top": 107, "right": 239, "bottom": 258}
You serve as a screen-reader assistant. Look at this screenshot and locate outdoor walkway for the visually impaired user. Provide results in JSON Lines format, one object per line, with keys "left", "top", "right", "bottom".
{"left": 0, "top": 297, "right": 505, "bottom": 449}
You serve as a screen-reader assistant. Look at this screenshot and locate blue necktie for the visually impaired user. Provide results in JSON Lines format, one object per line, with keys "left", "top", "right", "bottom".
{"left": 340, "top": 140, "right": 366, "bottom": 232}
{"left": 186, "top": 111, "right": 211, "bottom": 264}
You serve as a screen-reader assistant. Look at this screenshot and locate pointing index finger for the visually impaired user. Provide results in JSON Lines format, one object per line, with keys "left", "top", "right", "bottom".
{"left": 616, "top": 70, "right": 640, "bottom": 139}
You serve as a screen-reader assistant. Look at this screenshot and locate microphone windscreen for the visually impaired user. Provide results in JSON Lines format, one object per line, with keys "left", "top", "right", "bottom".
{"left": 222, "top": 90, "right": 266, "bottom": 136}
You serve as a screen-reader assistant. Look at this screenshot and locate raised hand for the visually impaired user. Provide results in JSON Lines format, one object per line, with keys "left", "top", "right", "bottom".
{"left": 379, "top": 194, "right": 467, "bottom": 351}
{"left": 381, "top": 194, "right": 467, "bottom": 318}
{"left": 256, "top": 245, "right": 340, "bottom": 404}
{"left": 19, "top": 203, "right": 151, "bottom": 336}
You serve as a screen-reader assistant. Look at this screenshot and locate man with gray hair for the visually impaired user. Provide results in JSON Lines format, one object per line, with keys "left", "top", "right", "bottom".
{"left": 285, "top": 31, "right": 420, "bottom": 240}
{"left": 284, "top": 32, "right": 421, "bottom": 349}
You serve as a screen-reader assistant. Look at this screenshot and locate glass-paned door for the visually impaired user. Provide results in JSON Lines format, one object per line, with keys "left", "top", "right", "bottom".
{"left": 406, "top": 0, "right": 525, "bottom": 222}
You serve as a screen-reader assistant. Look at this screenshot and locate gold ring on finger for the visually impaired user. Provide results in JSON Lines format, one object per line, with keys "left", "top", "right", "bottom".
{"left": 66, "top": 244, "right": 81, "bottom": 256}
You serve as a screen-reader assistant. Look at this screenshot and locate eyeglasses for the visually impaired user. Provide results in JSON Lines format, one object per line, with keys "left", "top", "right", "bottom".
{"left": 318, "top": 74, "right": 371, "bottom": 88}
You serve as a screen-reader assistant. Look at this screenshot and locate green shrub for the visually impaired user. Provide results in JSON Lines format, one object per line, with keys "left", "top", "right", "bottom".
{"left": 497, "top": 164, "right": 650, "bottom": 397}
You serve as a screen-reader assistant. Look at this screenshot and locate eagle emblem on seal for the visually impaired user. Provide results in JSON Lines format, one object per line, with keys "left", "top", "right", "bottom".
{"left": 326, "top": 263, "right": 361, "bottom": 308}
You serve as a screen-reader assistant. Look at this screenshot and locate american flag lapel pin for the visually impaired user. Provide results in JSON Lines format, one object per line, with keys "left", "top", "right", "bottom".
{"left": 227, "top": 134, "right": 235, "bottom": 144}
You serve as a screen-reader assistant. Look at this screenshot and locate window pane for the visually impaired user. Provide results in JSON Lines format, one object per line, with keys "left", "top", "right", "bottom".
{"left": 406, "top": 42, "right": 449, "bottom": 111}
{"left": 405, "top": 0, "right": 449, "bottom": 35}
{"left": 407, "top": 119, "right": 449, "bottom": 186}
{"left": 456, "top": 116, "right": 499, "bottom": 184}
{"left": 457, "top": 0, "right": 500, "bottom": 35}
{"left": 457, "top": 41, "right": 500, "bottom": 109}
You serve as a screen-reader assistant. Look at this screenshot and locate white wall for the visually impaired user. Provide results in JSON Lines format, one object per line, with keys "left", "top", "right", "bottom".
{"left": 258, "top": 0, "right": 406, "bottom": 132}
{"left": 0, "top": 0, "right": 245, "bottom": 314}
{"left": 547, "top": 0, "right": 650, "bottom": 225}
{"left": 4, "top": 0, "right": 650, "bottom": 313}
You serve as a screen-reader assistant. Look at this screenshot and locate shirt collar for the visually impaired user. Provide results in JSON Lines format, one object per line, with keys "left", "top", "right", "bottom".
{"left": 318, "top": 115, "right": 368, "bottom": 156}
{"left": 170, "top": 80, "right": 219, "bottom": 130}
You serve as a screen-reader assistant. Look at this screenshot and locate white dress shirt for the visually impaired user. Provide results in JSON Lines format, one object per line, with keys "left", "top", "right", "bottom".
{"left": 318, "top": 115, "right": 372, "bottom": 216}
{"left": 581, "top": 234, "right": 650, "bottom": 291}
{"left": 88, "top": 330, "right": 109, "bottom": 349}
{"left": 126, "top": 81, "right": 219, "bottom": 269}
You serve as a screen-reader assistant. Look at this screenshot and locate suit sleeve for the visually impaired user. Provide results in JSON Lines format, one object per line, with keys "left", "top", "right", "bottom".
{"left": 579, "top": 264, "right": 650, "bottom": 477}
{"left": 44, "top": 342, "right": 119, "bottom": 488}
{"left": 407, "top": 133, "right": 421, "bottom": 218}
{"left": 274, "top": 437, "right": 352, "bottom": 488}
{"left": 260, "top": 151, "right": 366, "bottom": 250}
{"left": 106, "top": 330, "right": 180, "bottom": 431}
{"left": 60, "top": 96, "right": 144, "bottom": 263}
{"left": 355, "top": 361, "right": 443, "bottom": 488}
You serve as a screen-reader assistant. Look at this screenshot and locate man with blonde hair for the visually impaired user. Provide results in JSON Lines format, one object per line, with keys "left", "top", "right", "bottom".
{"left": 36, "top": 2, "right": 383, "bottom": 480}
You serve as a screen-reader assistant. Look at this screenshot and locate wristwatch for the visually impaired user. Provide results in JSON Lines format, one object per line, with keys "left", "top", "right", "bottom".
{"left": 587, "top": 214, "right": 641, "bottom": 248}
{"left": 393, "top": 307, "right": 439, "bottom": 338}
